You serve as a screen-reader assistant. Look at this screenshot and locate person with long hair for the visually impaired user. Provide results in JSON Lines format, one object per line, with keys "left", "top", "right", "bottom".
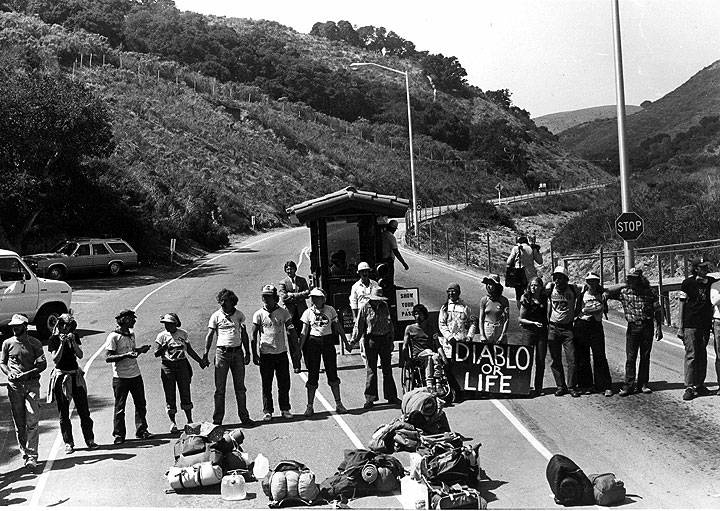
{"left": 518, "top": 278, "right": 548, "bottom": 397}
{"left": 479, "top": 274, "right": 510, "bottom": 344}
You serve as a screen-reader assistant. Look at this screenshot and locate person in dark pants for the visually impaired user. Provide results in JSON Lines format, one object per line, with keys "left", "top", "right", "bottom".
{"left": 677, "top": 258, "right": 716, "bottom": 401}
{"left": 605, "top": 268, "right": 663, "bottom": 396}
{"left": 352, "top": 287, "right": 400, "bottom": 408}
{"left": 710, "top": 272, "right": 720, "bottom": 395}
{"left": 47, "top": 313, "right": 98, "bottom": 454}
{"left": 546, "top": 266, "right": 582, "bottom": 397}
{"left": 299, "top": 288, "right": 349, "bottom": 416}
{"left": 573, "top": 273, "right": 613, "bottom": 396}
{"left": 518, "top": 277, "right": 548, "bottom": 397}
{"left": 278, "top": 261, "right": 310, "bottom": 373}
{"left": 252, "top": 284, "right": 297, "bottom": 421}
{"left": 105, "top": 309, "right": 152, "bottom": 444}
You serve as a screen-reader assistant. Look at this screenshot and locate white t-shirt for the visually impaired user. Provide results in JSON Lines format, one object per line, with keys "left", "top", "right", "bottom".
{"left": 301, "top": 305, "right": 338, "bottom": 337}
{"left": 710, "top": 279, "right": 720, "bottom": 320}
{"left": 252, "top": 306, "right": 292, "bottom": 355}
{"left": 154, "top": 328, "right": 190, "bottom": 362}
{"left": 350, "top": 279, "right": 379, "bottom": 310}
{"left": 106, "top": 331, "right": 141, "bottom": 379}
{"left": 381, "top": 230, "right": 398, "bottom": 260}
{"left": 208, "top": 309, "right": 246, "bottom": 348}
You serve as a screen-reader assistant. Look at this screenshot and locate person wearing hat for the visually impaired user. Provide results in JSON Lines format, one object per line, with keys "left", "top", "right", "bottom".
{"left": 545, "top": 266, "right": 582, "bottom": 397}
{"left": 677, "top": 258, "right": 717, "bottom": 401}
{"left": 154, "top": 313, "right": 206, "bottom": 434}
{"left": 604, "top": 267, "right": 663, "bottom": 397}
{"left": 47, "top": 313, "right": 98, "bottom": 454}
{"left": 105, "top": 309, "right": 152, "bottom": 444}
{"left": 352, "top": 287, "right": 400, "bottom": 408}
{"left": 278, "top": 260, "right": 310, "bottom": 373}
{"left": 251, "top": 284, "right": 297, "bottom": 421}
{"left": 1, "top": 314, "right": 47, "bottom": 473}
{"left": 350, "top": 262, "right": 379, "bottom": 320}
{"left": 379, "top": 219, "right": 409, "bottom": 286}
{"left": 573, "top": 272, "right": 613, "bottom": 397}
{"left": 507, "top": 234, "right": 543, "bottom": 307}
{"left": 299, "top": 288, "right": 349, "bottom": 416}
{"left": 479, "top": 274, "right": 510, "bottom": 344}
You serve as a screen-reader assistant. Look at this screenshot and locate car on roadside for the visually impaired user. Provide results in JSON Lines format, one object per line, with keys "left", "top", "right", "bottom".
{"left": 0, "top": 249, "right": 72, "bottom": 339}
{"left": 23, "top": 238, "right": 138, "bottom": 280}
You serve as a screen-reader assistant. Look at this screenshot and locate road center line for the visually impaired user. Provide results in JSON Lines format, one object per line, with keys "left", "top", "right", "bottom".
{"left": 29, "top": 230, "right": 287, "bottom": 507}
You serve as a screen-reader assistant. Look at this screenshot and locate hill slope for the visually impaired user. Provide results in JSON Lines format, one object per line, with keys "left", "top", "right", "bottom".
{"left": 533, "top": 104, "right": 642, "bottom": 134}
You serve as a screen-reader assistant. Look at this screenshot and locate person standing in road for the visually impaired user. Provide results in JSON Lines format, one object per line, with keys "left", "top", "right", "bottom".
{"left": 47, "top": 313, "right": 98, "bottom": 454}
{"left": 1, "top": 314, "right": 46, "bottom": 473}
{"left": 573, "top": 273, "right": 613, "bottom": 396}
{"left": 507, "top": 235, "right": 543, "bottom": 306}
{"left": 154, "top": 313, "right": 207, "bottom": 434}
{"left": 438, "top": 282, "right": 476, "bottom": 400}
{"left": 105, "top": 309, "right": 152, "bottom": 444}
{"left": 518, "top": 277, "right": 548, "bottom": 397}
{"left": 604, "top": 268, "right": 663, "bottom": 396}
{"left": 546, "top": 266, "right": 582, "bottom": 397}
{"left": 251, "top": 284, "right": 297, "bottom": 421}
{"left": 677, "top": 259, "right": 716, "bottom": 401}
{"left": 299, "top": 288, "right": 349, "bottom": 416}
{"left": 478, "top": 274, "right": 510, "bottom": 344}
{"left": 203, "top": 289, "right": 254, "bottom": 427}
{"left": 379, "top": 219, "right": 409, "bottom": 286}
{"left": 352, "top": 287, "right": 401, "bottom": 409}
{"left": 350, "top": 262, "right": 379, "bottom": 319}
{"left": 709, "top": 269, "right": 720, "bottom": 395}
{"left": 278, "top": 261, "right": 310, "bottom": 374}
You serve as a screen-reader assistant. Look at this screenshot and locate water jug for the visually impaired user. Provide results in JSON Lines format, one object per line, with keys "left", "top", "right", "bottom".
{"left": 220, "top": 471, "right": 247, "bottom": 501}
{"left": 253, "top": 453, "right": 270, "bottom": 480}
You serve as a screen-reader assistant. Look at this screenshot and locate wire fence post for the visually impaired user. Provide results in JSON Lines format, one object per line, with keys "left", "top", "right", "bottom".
{"left": 446, "top": 229, "right": 450, "bottom": 261}
{"left": 550, "top": 242, "right": 555, "bottom": 269}
{"left": 599, "top": 245, "right": 605, "bottom": 288}
{"left": 613, "top": 255, "right": 619, "bottom": 284}
{"left": 464, "top": 229, "right": 469, "bottom": 267}
{"left": 429, "top": 221, "right": 434, "bottom": 258}
{"left": 486, "top": 232, "right": 491, "bottom": 273}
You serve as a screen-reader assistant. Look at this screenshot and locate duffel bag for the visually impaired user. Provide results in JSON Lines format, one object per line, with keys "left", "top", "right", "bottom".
{"left": 262, "top": 460, "right": 320, "bottom": 507}
{"left": 373, "top": 454, "right": 405, "bottom": 493}
{"left": 394, "top": 427, "right": 420, "bottom": 452}
{"left": 175, "top": 444, "right": 223, "bottom": 468}
{"left": 546, "top": 454, "right": 595, "bottom": 506}
{"left": 166, "top": 461, "right": 223, "bottom": 490}
{"left": 425, "top": 480, "right": 487, "bottom": 510}
{"left": 588, "top": 473, "right": 626, "bottom": 506}
{"left": 173, "top": 432, "right": 210, "bottom": 461}
{"left": 221, "top": 449, "right": 249, "bottom": 473}
{"left": 421, "top": 444, "right": 477, "bottom": 486}
{"left": 420, "top": 432, "right": 467, "bottom": 450}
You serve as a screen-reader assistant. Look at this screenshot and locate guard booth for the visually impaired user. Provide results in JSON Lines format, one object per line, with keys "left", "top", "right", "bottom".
{"left": 287, "top": 187, "right": 410, "bottom": 336}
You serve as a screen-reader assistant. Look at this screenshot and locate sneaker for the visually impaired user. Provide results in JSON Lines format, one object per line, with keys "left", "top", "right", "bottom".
{"left": 387, "top": 397, "right": 402, "bottom": 406}
{"left": 281, "top": 410, "right": 293, "bottom": 419}
{"left": 169, "top": 423, "right": 179, "bottom": 434}
{"left": 640, "top": 385, "right": 653, "bottom": 394}
{"left": 113, "top": 436, "right": 125, "bottom": 445}
{"left": 304, "top": 405, "right": 314, "bottom": 417}
{"left": 554, "top": 387, "right": 568, "bottom": 397}
{"left": 64, "top": 444, "right": 75, "bottom": 455}
{"left": 570, "top": 389, "right": 582, "bottom": 398}
{"left": 618, "top": 386, "right": 634, "bottom": 397}
{"left": 136, "top": 430, "right": 153, "bottom": 440}
{"left": 25, "top": 460, "right": 39, "bottom": 474}
{"left": 335, "top": 402, "right": 348, "bottom": 414}
{"left": 604, "top": 389, "right": 614, "bottom": 397}
{"left": 695, "top": 385, "right": 709, "bottom": 396}
{"left": 262, "top": 412, "right": 273, "bottom": 422}
{"left": 583, "top": 388, "right": 593, "bottom": 395}
{"left": 362, "top": 400, "right": 375, "bottom": 409}
{"left": 86, "top": 441, "right": 99, "bottom": 450}
{"left": 683, "top": 387, "right": 696, "bottom": 401}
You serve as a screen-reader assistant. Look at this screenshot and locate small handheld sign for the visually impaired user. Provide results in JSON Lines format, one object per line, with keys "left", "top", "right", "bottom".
{"left": 395, "top": 288, "right": 419, "bottom": 322}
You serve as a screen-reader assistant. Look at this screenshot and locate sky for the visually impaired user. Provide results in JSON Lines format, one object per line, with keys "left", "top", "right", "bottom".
{"left": 175, "top": 0, "right": 720, "bottom": 117}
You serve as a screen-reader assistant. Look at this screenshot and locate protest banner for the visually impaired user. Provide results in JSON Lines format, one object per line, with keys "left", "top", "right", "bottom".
{"left": 451, "top": 341, "right": 534, "bottom": 395}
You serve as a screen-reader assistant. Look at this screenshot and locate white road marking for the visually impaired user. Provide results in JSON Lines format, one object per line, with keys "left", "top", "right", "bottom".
{"left": 29, "top": 230, "right": 287, "bottom": 506}
{"left": 70, "top": 301, "right": 96, "bottom": 304}
{"left": 489, "top": 399, "right": 552, "bottom": 461}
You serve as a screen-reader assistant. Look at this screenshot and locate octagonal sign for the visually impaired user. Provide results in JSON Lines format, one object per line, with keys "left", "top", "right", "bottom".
{"left": 615, "top": 212, "right": 644, "bottom": 241}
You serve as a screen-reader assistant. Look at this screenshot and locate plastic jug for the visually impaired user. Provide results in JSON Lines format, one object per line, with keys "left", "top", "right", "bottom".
{"left": 221, "top": 471, "right": 247, "bottom": 501}
{"left": 252, "top": 453, "right": 270, "bottom": 480}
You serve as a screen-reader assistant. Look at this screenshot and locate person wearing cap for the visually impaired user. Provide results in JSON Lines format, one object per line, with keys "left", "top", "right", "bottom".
{"left": 278, "top": 260, "right": 310, "bottom": 373}
{"left": 154, "top": 313, "right": 206, "bottom": 434}
{"left": 507, "top": 235, "right": 543, "bottom": 307}
{"left": 438, "top": 282, "right": 476, "bottom": 400}
{"left": 350, "top": 262, "right": 380, "bottom": 320}
{"left": 299, "top": 288, "right": 349, "bottom": 416}
{"left": 604, "top": 268, "right": 663, "bottom": 396}
{"left": 251, "top": 284, "right": 297, "bottom": 421}
{"left": 203, "top": 288, "right": 254, "bottom": 426}
{"left": 352, "top": 287, "right": 400, "bottom": 408}
{"left": 518, "top": 277, "right": 549, "bottom": 397}
{"left": 47, "top": 313, "right": 97, "bottom": 454}
{"left": 479, "top": 274, "right": 510, "bottom": 344}
{"left": 677, "top": 258, "right": 717, "bottom": 401}
{"left": 379, "top": 219, "right": 409, "bottom": 286}
{"left": 573, "top": 272, "right": 613, "bottom": 396}
{"left": 105, "top": 309, "right": 152, "bottom": 444}
{"left": 545, "top": 266, "right": 582, "bottom": 397}
{"left": 1, "top": 314, "right": 46, "bottom": 472}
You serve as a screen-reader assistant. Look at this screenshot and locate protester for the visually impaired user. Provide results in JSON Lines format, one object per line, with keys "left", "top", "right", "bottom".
{"left": 677, "top": 258, "right": 716, "bottom": 401}
{"left": 299, "top": 288, "right": 349, "bottom": 416}
{"left": 252, "top": 284, "right": 297, "bottom": 421}
{"left": 479, "top": 274, "right": 510, "bottom": 344}
{"left": 1, "top": 314, "right": 46, "bottom": 472}
{"left": 350, "top": 262, "right": 379, "bottom": 319}
{"left": 278, "top": 260, "right": 310, "bottom": 373}
{"left": 105, "top": 309, "right": 152, "bottom": 444}
{"left": 574, "top": 273, "right": 613, "bottom": 396}
{"left": 507, "top": 235, "right": 543, "bottom": 306}
{"left": 154, "top": 313, "right": 206, "bottom": 434}
{"left": 438, "top": 282, "right": 476, "bottom": 400}
{"left": 47, "top": 313, "right": 97, "bottom": 454}
{"left": 352, "top": 287, "right": 400, "bottom": 408}
{"left": 379, "top": 219, "right": 409, "bottom": 285}
{"left": 203, "top": 289, "right": 254, "bottom": 426}
{"left": 546, "top": 266, "right": 581, "bottom": 397}
{"left": 710, "top": 270, "right": 720, "bottom": 395}
{"left": 604, "top": 268, "right": 663, "bottom": 396}
{"left": 403, "top": 304, "right": 446, "bottom": 391}
{"left": 518, "top": 277, "right": 548, "bottom": 397}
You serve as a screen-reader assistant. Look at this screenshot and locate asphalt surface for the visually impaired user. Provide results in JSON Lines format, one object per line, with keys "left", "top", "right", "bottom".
{"left": 2, "top": 226, "right": 720, "bottom": 509}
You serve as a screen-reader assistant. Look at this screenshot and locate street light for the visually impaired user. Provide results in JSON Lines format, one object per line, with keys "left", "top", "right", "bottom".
{"left": 350, "top": 62, "right": 419, "bottom": 237}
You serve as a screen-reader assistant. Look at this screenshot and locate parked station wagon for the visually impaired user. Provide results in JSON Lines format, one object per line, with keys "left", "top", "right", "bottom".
{"left": 23, "top": 238, "right": 138, "bottom": 280}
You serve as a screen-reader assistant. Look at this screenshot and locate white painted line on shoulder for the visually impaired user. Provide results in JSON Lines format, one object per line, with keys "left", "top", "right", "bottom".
{"left": 490, "top": 399, "right": 553, "bottom": 461}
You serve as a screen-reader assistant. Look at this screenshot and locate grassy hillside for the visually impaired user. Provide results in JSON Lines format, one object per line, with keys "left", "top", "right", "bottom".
{"left": 533, "top": 104, "right": 642, "bottom": 134}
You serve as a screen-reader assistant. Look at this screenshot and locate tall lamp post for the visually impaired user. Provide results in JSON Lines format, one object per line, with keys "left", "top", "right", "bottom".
{"left": 350, "top": 62, "right": 419, "bottom": 237}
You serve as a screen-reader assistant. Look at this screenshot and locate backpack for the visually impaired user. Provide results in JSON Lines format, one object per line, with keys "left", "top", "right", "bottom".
{"left": 319, "top": 450, "right": 404, "bottom": 501}
{"left": 406, "top": 409, "right": 451, "bottom": 435}
{"left": 421, "top": 443, "right": 479, "bottom": 486}
{"left": 588, "top": 473, "right": 626, "bottom": 506}
{"left": 546, "top": 454, "right": 595, "bottom": 506}
{"left": 173, "top": 432, "right": 211, "bottom": 462}
{"left": 424, "top": 480, "right": 488, "bottom": 510}
{"left": 368, "top": 419, "right": 419, "bottom": 453}
{"left": 262, "top": 460, "right": 321, "bottom": 507}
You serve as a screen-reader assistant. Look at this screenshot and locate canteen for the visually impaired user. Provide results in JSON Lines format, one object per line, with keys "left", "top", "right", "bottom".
{"left": 221, "top": 471, "right": 247, "bottom": 501}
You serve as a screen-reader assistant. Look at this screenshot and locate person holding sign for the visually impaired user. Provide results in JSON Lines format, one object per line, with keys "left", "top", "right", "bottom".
{"left": 479, "top": 274, "right": 510, "bottom": 344}
{"left": 518, "top": 277, "right": 548, "bottom": 397}
{"left": 439, "top": 282, "right": 476, "bottom": 400}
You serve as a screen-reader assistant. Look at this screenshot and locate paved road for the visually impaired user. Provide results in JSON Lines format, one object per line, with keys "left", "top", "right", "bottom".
{"left": 2, "top": 227, "right": 720, "bottom": 508}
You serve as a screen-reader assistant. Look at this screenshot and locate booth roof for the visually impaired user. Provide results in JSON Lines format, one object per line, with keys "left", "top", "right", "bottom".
{"left": 287, "top": 187, "right": 410, "bottom": 224}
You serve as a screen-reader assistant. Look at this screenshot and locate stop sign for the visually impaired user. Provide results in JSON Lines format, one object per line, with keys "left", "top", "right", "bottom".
{"left": 615, "top": 212, "right": 644, "bottom": 241}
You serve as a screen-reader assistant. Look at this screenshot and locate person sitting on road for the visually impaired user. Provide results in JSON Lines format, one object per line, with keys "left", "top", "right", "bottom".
{"left": 604, "top": 268, "right": 663, "bottom": 397}
{"left": 546, "top": 267, "right": 582, "bottom": 398}
{"left": 47, "top": 313, "right": 98, "bottom": 454}
{"left": 350, "top": 262, "right": 379, "bottom": 320}
{"left": 518, "top": 277, "right": 548, "bottom": 397}
{"left": 154, "top": 313, "right": 207, "bottom": 434}
{"left": 105, "top": 309, "right": 152, "bottom": 444}
{"left": 251, "top": 284, "right": 297, "bottom": 421}
{"left": 479, "top": 274, "right": 510, "bottom": 344}
{"left": 507, "top": 235, "right": 543, "bottom": 307}
{"left": 299, "top": 288, "right": 349, "bottom": 416}
{"left": 403, "top": 304, "right": 446, "bottom": 391}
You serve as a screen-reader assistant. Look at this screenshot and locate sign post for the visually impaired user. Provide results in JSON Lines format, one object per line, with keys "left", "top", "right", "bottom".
{"left": 169, "top": 238, "right": 176, "bottom": 264}
{"left": 495, "top": 182, "right": 503, "bottom": 200}
{"left": 615, "top": 212, "right": 644, "bottom": 242}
